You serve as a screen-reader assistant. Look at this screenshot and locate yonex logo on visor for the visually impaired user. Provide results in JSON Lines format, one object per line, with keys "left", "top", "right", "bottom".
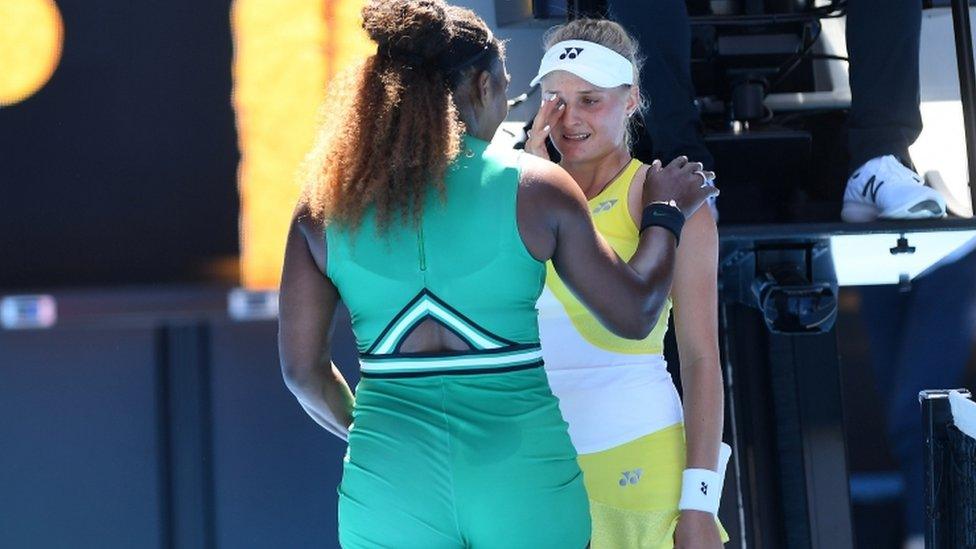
{"left": 559, "top": 47, "right": 584, "bottom": 60}
{"left": 530, "top": 40, "right": 634, "bottom": 89}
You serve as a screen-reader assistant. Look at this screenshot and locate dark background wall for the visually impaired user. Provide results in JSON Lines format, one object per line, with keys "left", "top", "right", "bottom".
{"left": 0, "top": 294, "right": 361, "bottom": 549}
{"left": 0, "top": 0, "right": 239, "bottom": 289}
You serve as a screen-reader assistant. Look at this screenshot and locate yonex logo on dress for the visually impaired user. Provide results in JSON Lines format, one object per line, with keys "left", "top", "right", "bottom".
{"left": 592, "top": 199, "right": 617, "bottom": 214}
{"left": 618, "top": 468, "right": 643, "bottom": 486}
{"left": 559, "top": 47, "right": 584, "bottom": 60}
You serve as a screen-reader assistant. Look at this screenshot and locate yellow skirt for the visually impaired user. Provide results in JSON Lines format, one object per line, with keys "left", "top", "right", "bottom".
{"left": 576, "top": 423, "right": 729, "bottom": 549}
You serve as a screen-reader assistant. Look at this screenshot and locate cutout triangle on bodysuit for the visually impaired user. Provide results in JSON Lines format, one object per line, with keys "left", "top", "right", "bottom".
{"left": 365, "top": 289, "right": 516, "bottom": 356}
{"left": 396, "top": 316, "right": 473, "bottom": 354}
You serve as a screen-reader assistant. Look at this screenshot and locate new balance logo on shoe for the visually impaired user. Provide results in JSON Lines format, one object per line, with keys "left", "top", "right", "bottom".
{"left": 559, "top": 47, "right": 584, "bottom": 60}
{"left": 861, "top": 175, "right": 885, "bottom": 202}
{"left": 592, "top": 199, "right": 617, "bottom": 214}
{"left": 619, "top": 468, "right": 643, "bottom": 486}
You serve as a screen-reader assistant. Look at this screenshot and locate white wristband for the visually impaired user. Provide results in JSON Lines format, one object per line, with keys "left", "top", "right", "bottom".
{"left": 678, "top": 443, "right": 733, "bottom": 515}
{"left": 678, "top": 468, "right": 722, "bottom": 514}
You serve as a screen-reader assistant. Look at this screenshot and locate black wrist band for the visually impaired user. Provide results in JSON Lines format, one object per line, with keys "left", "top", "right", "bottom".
{"left": 640, "top": 203, "right": 685, "bottom": 245}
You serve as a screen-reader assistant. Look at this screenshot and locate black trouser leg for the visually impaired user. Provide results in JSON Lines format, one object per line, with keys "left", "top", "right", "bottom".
{"left": 608, "top": 0, "right": 714, "bottom": 170}
{"left": 846, "top": 0, "right": 924, "bottom": 174}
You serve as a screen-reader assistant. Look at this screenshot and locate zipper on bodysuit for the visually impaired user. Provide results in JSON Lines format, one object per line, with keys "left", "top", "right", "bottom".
{"left": 417, "top": 222, "right": 427, "bottom": 272}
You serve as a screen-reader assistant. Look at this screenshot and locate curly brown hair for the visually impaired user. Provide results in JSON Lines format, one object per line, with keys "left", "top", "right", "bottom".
{"left": 303, "top": 0, "right": 502, "bottom": 232}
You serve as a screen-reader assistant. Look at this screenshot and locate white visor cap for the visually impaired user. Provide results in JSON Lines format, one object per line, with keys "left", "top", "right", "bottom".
{"left": 530, "top": 40, "right": 634, "bottom": 89}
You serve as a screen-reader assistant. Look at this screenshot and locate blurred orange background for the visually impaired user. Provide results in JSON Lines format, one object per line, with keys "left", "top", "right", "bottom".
{"left": 233, "top": 0, "right": 374, "bottom": 288}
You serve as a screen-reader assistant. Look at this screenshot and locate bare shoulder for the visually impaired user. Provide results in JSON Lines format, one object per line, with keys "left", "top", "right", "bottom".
{"left": 294, "top": 201, "right": 325, "bottom": 239}
{"left": 518, "top": 152, "right": 586, "bottom": 209}
{"left": 631, "top": 161, "right": 651, "bottom": 193}
{"left": 516, "top": 153, "right": 591, "bottom": 262}
{"left": 674, "top": 204, "right": 718, "bottom": 271}
{"left": 291, "top": 199, "right": 328, "bottom": 274}
{"left": 683, "top": 201, "right": 718, "bottom": 236}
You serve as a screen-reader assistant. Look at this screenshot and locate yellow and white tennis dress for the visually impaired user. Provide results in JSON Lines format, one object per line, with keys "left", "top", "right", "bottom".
{"left": 538, "top": 159, "right": 727, "bottom": 548}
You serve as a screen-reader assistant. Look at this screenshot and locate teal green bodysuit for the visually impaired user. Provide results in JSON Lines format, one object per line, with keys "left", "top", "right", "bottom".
{"left": 328, "top": 135, "right": 591, "bottom": 548}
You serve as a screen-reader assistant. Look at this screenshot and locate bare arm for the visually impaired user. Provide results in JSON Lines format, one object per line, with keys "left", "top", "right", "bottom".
{"left": 623, "top": 163, "right": 724, "bottom": 470}
{"left": 670, "top": 205, "right": 726, "bottom": 547}
{"left": 672, "top": 206, "right": 724, "bottom": 471}
{"left": 278, "top": 206, "right": 355, "bottom": 440}
{"left": 518, "top": 153, "right": 717, "bottom": 339}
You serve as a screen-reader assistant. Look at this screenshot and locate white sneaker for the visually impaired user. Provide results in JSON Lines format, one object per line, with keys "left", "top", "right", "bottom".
{"left": 841, "top": 155, "right": 947, "bottom": 222}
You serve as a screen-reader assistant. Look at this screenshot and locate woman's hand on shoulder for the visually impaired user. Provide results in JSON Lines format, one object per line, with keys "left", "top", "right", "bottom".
{"left": 643, "top": 156, "right": 718, "bottom": 219}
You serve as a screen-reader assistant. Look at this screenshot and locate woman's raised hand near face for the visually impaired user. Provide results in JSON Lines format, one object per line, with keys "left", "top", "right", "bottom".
{"left": 524, "top": 93, "right": 565, "bottom": 161}
{"left": 643, "top": 156, "right": 718, "bottom": 219}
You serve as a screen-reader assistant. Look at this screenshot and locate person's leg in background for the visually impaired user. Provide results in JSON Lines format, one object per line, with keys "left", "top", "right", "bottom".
{"left": 849, "top": 0, "right": 970, "bottom": 531}
{"left": 860, "top": 245, "right": 976, "bottom": 546}
{"left": 606, "top": 0, "right": 714, "bottom": 171}
{"left": 843, "top": 0, "right": 946, "bottom": 221}
{"left": 846, "top": 0, "right": 922, "bottom": 171}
